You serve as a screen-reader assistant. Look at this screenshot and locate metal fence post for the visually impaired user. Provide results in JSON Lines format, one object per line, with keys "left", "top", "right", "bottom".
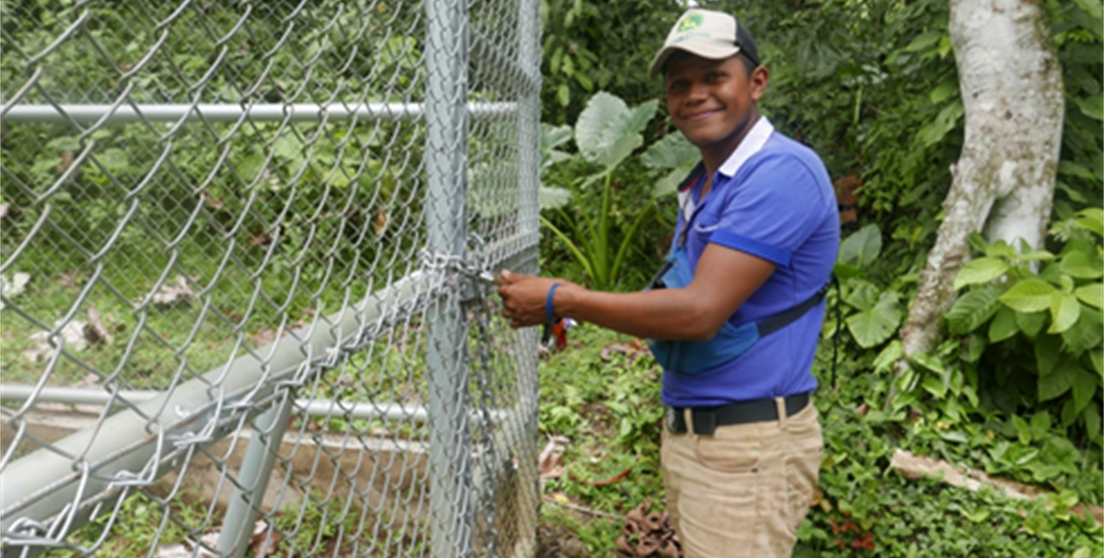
{"left": 216, "top": 389, "right": 295, "bottom": 558}
{"left": 512, "top": 0, "right": 544, "bottom": 555}
{"left": 426, "top": 0, "right": 472, "bottom": 556}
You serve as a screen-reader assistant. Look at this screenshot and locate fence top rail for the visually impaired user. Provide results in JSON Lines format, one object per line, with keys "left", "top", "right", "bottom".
{"left": 0, "top": 102, "right": 518, "bottom": 124}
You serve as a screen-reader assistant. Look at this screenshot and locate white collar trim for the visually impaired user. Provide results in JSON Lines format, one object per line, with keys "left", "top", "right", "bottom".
{"left": 717, "top": 116, "right": 774, "bottom": 178}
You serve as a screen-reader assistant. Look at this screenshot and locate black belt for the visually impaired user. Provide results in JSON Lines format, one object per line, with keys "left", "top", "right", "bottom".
{"left": 665, "top": 392, "right": 811, "bottom": 436}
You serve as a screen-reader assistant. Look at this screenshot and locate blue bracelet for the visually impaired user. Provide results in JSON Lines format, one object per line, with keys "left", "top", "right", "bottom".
{"left": 545, "top": 283, "right": 562, "bottom": 324}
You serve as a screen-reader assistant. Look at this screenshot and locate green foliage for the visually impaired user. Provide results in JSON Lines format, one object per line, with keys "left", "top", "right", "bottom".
{"left": 539, "top": 92, "right": 678, "bottom": 290}
{"left": 538, "top": 0, "right": 681, "bottom": 124}
{"left": 831, "top": 225, "right": 906, "bottom": 349}
{"left": 930, "top": 215, "right": 1104, "bottom": 453}
{"left": 48, "top": 490, "right": 207, "bottom": 558}
{"left": 537, "top": 323, "right": 665, "bottom": 554}
{"left": 797, "top": 395, "right": 1103, "bottom": 558}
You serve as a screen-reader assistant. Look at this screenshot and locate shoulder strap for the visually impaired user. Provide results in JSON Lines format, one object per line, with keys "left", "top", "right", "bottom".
{"left": 756, "top": 280, "right": 830, "bottom": 337}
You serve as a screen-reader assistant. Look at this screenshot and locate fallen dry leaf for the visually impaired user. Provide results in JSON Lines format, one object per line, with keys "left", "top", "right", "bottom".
{"left": 570, "top": 466, "right": 633, "bottom": 487}
{"left": 24, "top": 320, "right": 88, "bottom": 362}
{"left": 203, "top": 191, "right": 224, "bottom": 210}
{"left": 374, "top": 211, "right": 390, "bottom": 237}
{"left": 85, "top": 305, "right": 112, "bottom": 345}
{"left": 600, "top": 340, "right": 650, "bottom": 361}
{"left": 151, "top": 275, "right": 197, "bottom": 307}
{"left": 538, "top": 434, "right": 571, "bottom": 481}
{"left": 614, "top": 501, "right": 680, "bottom": 558}
{"left": 250, "top": 521, "right": 281, "bottom": 557}
{"left": 0, "top": 271, "right": 31, "bottom": 310}
{"left": 251, "top": 328, "right": 277, "bottom": 347}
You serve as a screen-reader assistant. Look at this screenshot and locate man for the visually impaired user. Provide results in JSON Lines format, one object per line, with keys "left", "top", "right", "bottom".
{"left": 498, "top": 9, "right": 838, "bottom": 558}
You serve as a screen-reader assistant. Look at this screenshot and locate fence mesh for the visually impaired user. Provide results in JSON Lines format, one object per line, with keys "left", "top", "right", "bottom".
{"left": 0, "top": 1, "right": 542, "bottom": 556}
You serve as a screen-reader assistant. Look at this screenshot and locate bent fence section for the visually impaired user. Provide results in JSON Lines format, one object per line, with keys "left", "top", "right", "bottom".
{"left": 0, "top": 1, "right": 542, "bottom": 557}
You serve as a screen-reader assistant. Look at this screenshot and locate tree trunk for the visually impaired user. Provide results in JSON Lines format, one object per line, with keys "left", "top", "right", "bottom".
{"left": 899, "top": 0, "right": 1064, "bottom": 360}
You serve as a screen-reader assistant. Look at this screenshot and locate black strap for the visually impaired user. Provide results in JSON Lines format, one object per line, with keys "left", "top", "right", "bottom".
{"left": 666, "top": 392, "right": 811, "bottom": 435}
{"left": 756, "top": 281, "right": 830, "bottom": 337}
{"left": 830, "top": 275, "right": 841, "bottom": 389}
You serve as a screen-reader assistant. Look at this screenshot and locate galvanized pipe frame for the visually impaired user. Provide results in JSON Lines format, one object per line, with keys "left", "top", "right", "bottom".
{"left": 0, "top": 102, "right": 519, "bottom": 124}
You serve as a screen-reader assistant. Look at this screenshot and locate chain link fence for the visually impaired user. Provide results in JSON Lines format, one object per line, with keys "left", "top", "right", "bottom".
{"left": 0, "top": 0, "right": 542, "bottom": 556}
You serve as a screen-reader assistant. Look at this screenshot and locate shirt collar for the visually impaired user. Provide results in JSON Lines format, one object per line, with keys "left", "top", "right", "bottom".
{"left": 717, "top": 116, "right": 774, "bottom": 178}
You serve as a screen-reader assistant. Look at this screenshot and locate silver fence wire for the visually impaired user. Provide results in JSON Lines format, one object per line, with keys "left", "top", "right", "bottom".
{"left": 0, "top": 0, "right": 542, "bottom": 556}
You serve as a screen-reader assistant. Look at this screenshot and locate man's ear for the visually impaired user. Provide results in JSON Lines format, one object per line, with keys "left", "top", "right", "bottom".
{"left": 750, "top": 65, "right": 769, "bottom": 101}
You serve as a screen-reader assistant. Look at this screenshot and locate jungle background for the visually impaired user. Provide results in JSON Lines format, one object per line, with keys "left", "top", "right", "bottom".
{"left": 0, "top": 0, "right": 1100, "bottom": 556}
{"left": 531, "top": 0, "right": 1103, "bottom": 556}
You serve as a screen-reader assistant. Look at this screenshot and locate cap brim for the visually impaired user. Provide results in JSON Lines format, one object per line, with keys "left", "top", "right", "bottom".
{"left": 648, "top": 41, "right": 741, "bottom": 79}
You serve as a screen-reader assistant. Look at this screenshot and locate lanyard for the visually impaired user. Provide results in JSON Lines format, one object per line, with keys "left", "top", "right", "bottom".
{"left": 675, "top": 174, "right": 709, "bottom": 249}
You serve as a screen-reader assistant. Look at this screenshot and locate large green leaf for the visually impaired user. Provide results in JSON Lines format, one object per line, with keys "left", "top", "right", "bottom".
{"left": 1035, "top": 334, "right": 1062, "bottom": 377}
{"left": 911, "top": 351, "right": 945, "bottom": 375}
{"left": 539, "top": 187, "right": 573, "bottom": 210}
{"left": 953, "top": 258, "right": 1010, "bottom": 290}
{"left": 574, "top": 92, "right": 629, "bottom": 160}
{"left": 1016, "top": 310, "right": 1047, "bottom": 337}
{"left": 651, "top": 165, "right": 698, "bottom": 197}
{"left": 1070, "top": 0, "right": 1103, "bottom": 39}
{"left": 838, "top": 224, "right": 882, "bottom": 268}
{"left": 1059, "top": 251, "right": 1103, "bottom": 279}
{"left": 1077, "top": 95, "right": 1104, "bottom": 121}
{"left": 1075, "top": 208, "right": 1104, "bottom": 236}
{"left": 845, "top": 292, "right": 902, "bottom": 348}
{"left": 988, "top": 306, "right": 1018, "bottom": 343}
{"left": 1038, "top": 360, "right": 1078, "bottom": 402}
{"left": 574, "top": 92, "right": 656, "bottom": 166}
{"left": 1091, "top": 349, "right": 1103, "bottom": 378}
{"left": 1071, "top": 367, "right": 1099, "bottom": 416}
{"left": 541, "top": 123, "right": 573, "bottom": 151}
{"left": 843, "top": 281, "right": 880, "bottom": 311}
{"left": 1074, "top": 283, "right": 1103, "bottom": 309}
{"left": 592, "top": 133, "right": 644, "bottom": 173}
{"left": 1061, "top": 308, "right": 1104, "bottom": 354}
{"left": 945, "top": 288, "right": 1001, "bottom": 334}
{"left": 872, "top": 340, "right": 903, "bottom": 373}
{"left": 999, "top": 279, "right": 1057, "bottom": 313}
{"left": 641, "top": 132, "right": 699, "bottom": 169}
{"left": 1081, "top": 402, "right": 1099, "bottom": 441}
{"left": 1047, "top": 293, "right": 1081, "bottom": 334}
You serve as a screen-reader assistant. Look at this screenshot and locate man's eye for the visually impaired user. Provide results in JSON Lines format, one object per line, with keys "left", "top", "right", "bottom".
{"left": 706, "top": 72, "right": 724, "bottom": 82}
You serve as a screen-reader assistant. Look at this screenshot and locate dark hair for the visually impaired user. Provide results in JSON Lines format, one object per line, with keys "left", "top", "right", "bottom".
{"left": 736, "top": 52, "right": 758, "bottom": 77}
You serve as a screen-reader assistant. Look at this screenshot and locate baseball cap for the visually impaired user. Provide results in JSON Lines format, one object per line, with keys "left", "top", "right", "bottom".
{"left": 648, "top": 9, "right": 761, "bottom": 79}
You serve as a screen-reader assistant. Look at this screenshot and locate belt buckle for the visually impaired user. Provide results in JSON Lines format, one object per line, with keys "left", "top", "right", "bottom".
{"left": 665, "top": 407, "right": 682, "bottom": 434}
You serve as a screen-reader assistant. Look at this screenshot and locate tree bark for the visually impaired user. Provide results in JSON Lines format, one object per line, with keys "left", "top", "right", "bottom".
{"left": 900, "top": 0, "right": 1064, "bottom": 360}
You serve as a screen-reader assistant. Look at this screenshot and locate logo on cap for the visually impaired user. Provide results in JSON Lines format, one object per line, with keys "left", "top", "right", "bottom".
{"left": 676, "top": 13, "right": 703, "bottom": 33}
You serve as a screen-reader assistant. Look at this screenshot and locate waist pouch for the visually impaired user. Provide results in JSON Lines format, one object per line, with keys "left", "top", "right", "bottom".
{"left": 646, "top": 246, "right": 826, "bottom": 375}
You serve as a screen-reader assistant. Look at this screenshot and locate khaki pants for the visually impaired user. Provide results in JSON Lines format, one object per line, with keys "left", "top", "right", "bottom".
{"left": 661, "top": 401, "right": 822, "bottom": 558}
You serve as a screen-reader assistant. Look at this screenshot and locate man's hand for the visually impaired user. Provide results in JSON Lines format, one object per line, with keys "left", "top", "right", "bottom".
{"left": 496, "top": 270, "right": 578, "bottom": 328}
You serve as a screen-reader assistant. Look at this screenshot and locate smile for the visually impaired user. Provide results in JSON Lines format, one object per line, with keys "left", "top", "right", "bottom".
{"left": 684, "top": 109, "right": 721, "bottom": 121}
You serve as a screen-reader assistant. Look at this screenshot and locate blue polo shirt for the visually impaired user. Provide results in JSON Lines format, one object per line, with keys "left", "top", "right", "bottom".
{"left": 661, "top": 117, "right": 839, "bottom": 407}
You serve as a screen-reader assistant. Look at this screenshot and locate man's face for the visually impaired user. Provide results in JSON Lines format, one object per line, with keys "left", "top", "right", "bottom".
{"left": 664, "top": 53, "right": 768, "bottom": 156}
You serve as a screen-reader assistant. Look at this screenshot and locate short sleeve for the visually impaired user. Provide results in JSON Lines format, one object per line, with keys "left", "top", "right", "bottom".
{"left": 709, "top": 153, "right": 829, "bottom": 267}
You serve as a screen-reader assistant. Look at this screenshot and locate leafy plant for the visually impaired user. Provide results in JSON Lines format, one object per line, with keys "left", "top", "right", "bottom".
{"left": 539, "top": 92, "right": 669, "bottom": 291}
{"left": 832, "top": 224, "right": 906, "bottom": 349}
{"left": 936, "top": 209, "right": 1104, "bottom": 447}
